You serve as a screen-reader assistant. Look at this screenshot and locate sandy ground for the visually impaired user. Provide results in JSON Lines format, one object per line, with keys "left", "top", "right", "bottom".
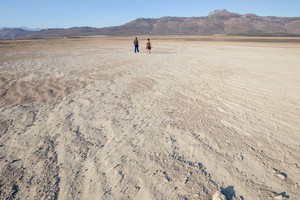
{"left": 0, "top": 37, "right": 299, "bottom": 200}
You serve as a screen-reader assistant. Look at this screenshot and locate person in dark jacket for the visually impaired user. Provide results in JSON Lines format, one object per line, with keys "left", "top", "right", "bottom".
{"left": 133, "top": 37, "right": 139, "bottom": 53}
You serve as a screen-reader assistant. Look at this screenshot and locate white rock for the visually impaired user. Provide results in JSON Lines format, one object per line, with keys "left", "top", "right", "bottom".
{"left": 273, "top": 194, "right": 284, "bottom": 200}
{"left": 276, "top": 173, "right": 287, "bottom": 180}
{"left": 212, "top": 191, "right": 227, "bottom": 200}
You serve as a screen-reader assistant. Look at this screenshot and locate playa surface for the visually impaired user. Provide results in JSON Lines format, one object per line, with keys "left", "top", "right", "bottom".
{"left": 0, "top": 36, "right": 300, "bottom": 199}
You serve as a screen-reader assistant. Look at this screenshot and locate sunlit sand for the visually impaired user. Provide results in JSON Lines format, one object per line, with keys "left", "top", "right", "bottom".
{"left": 1, "top": 37, "right": 299, "bottom": 199}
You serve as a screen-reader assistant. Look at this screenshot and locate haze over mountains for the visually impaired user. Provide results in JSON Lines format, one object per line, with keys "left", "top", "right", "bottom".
{"left": 1, "top": 10, "right": 300, "bottom": 39}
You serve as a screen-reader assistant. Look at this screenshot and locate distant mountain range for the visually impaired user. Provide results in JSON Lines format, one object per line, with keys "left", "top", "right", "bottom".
{"left": 1, "top": 10, "right": 300, "bottom": 39}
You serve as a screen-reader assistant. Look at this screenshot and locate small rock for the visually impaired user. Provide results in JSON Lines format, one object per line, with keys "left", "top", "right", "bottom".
{"left": 11, "top": 184, "right": 19, "bottom": 196}
{"left": 162, "top": 171, "right": 171, "bottom": 182}
{"left": 273, "top": 194, "right": 284, "bottom": 200}
{"left": 234, "top": 197, "right": 244, "bottom": 200}
{"left": 184, "top": 176, "right": 189, "bottom": 183}
{"left": 272, "top": 168, "right": 287, "bottom": 180}
{"left": 134, "top": 185, "right": 141, "bottom": 192}
{"left": 276, "top": 173, "right": 287, "bottom": 180}
{"left": 272, "top": 192, "right": 289, "bottom": 200}
{"left": 10, "top": 159, "right": 21, "bottom": 164}
{"left": 212, "top": 190, "right": 226, "bottom": 200}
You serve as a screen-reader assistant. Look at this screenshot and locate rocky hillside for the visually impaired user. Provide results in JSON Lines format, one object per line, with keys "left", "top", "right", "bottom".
{"left": 1, "top": 10, "right": 300, "bottom": 39}
{"left": 0, "top": 28, "right": 34, "bottom": 39}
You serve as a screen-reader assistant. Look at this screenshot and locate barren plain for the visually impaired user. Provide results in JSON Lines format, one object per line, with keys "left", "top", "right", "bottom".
{"left": 0, "top": 36, "right": 299, "bottom": 200}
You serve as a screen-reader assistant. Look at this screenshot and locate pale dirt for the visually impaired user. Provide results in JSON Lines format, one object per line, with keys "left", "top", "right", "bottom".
{"left": 0, "top": 37, "right": 299, "bottom": 200}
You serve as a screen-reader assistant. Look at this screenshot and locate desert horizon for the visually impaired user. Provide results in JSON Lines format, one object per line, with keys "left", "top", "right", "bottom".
{"left": 0, "top": 36, "right": 300, "bottom": 199}
{"left": 2, "top": 9, "right": 300, "bottom": 40}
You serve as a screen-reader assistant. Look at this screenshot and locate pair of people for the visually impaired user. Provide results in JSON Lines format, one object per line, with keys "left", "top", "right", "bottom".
{"left": 133, "top": 37, "right": 151, "bottom": 54}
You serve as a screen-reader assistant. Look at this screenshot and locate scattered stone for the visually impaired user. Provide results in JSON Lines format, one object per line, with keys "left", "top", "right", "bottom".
{"left": 113, "top": 164, "right": 122, "bottom": 169}
{"left": 11, "top": 184, "right": 19, "bottom": 196}
{"left": 234, "top": 197, "right": 244, "bottom": 200}
{"left": 276, "top": 173, "right": 287, "bottom": 180}
{"left": 10, "top": 159, "right": 21, "bottom": 164}
{"left": 272, "top": 192, "right": 289, "bottom": 200}
{"left": 272, "top": 194, "right": 286, "bottom": 200}
{"left": 272, "top": 168, "right": 287, "bottom": 180}
{"left": 184, "top": 176, "right": 189, "bottom": 183}
{"left": 162, "top": 171, "right": 171, "bottom": 182}
{"left": 194, "top": 193, "right": 200, "bottom": 197}
{"left": 212, "top": 190, "right": 226, "bottom": 200}
{"left": 134, "top": 185, "right": 141, "bottom": 192}
{"left": 184, "top": 172, "right": 192, "bottom": 183}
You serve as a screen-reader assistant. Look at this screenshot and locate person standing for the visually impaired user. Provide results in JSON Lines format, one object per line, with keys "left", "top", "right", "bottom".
{"left": 146, "top": 38, "right": 152, "bottom": 54}
{"left": 133, "top": 37, "right": 139, "bottom": 53}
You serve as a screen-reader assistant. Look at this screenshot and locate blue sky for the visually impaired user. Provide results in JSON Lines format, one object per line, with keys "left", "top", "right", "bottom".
{"left": 1, "top": 0, "right": 299, "bottom": 29}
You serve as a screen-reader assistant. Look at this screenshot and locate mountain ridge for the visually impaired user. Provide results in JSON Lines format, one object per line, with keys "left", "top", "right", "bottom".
{"left": 1, "top": 10, "right": 300, "bottom": 39}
